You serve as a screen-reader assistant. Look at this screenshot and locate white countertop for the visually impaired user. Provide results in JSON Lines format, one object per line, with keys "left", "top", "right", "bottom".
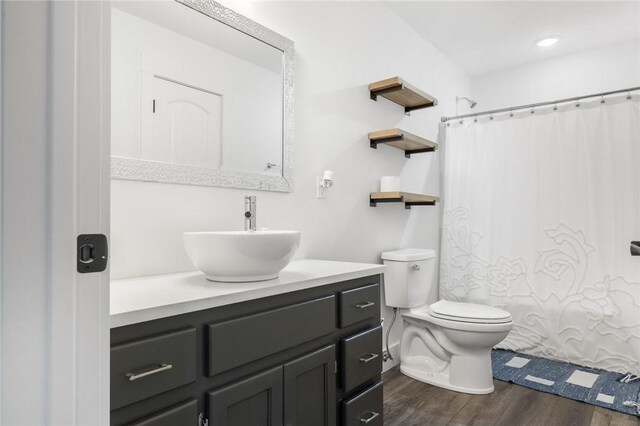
{"left": 110, "top": 259, "right": 385, "bottom": 328}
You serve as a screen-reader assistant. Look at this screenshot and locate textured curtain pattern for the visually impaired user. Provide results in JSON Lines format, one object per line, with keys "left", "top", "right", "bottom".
{"left": 440, "top": 97, "right": 640, "bottom": 374}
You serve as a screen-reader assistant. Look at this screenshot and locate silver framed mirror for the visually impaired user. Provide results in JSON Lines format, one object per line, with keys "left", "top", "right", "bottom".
{"left": 111, "top": 0, "right": 294, "bottom": 192}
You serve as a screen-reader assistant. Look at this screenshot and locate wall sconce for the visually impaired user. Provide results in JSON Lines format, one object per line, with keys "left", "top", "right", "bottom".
{"left": 317, "top": 170, "right": 334, "bottom": 199}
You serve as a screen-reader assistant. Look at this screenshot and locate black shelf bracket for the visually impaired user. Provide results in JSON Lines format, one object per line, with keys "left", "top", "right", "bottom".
{"left": 370, "top": 195, "right": 437, "bottom": 209}
{"left": 404, "top": 147, "right": 436, "bottom": 158}
{"left": 369, "top": 77, "right": 438, "bottom": 116}
{"left": 405, "top": 201, "right": 437, "bottom": 210}
{"left": 369, "top": 135, "right": 436, "bottom": 158}
{"left": 369, "top": 135, "right": 403, "bottom": 150}
{"left": 370, "top": 85, "right": 437, "bottom": 116}
{"left": 369, "top": 84, "right": 403, "bottom": 102}
{"left": 370, "top": 196, "right": 403, "bottom": 207}
{"left": 404, "top": 99, "right": 438, "bottom": 115}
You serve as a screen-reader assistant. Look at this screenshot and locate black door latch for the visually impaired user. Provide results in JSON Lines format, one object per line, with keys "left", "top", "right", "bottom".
{"left": 77, "top": 234, "right": 108, "bottom": 273}
{"left": 632, "top": 241, "right": 640, "bottom": 256}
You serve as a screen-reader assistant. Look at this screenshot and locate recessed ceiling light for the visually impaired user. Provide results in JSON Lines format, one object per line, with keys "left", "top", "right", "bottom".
{"left": 536, "top": 37, "right": 560, "bottom": 47}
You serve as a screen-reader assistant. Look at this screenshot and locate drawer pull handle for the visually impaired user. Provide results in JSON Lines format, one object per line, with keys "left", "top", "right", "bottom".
{"left": 360, "top": 411, "right": 379, "bottom": 424}
{"left": 359, "top": 353, "right": 379, "bottom": 363}
{"left": 355, "top": 301, "right": 375, "bottom": 309}
{"left": 126, "top": 363, "right": 173, "bottom": 381}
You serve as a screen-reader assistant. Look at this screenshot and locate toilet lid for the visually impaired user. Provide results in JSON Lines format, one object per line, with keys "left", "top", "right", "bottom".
{"left": 428, "top": 300, "right": 512, "bottom": 324}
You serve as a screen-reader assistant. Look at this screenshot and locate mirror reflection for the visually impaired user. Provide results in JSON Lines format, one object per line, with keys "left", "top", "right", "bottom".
{"left": 111, "top": 0, "right": 292, "bottom": 189}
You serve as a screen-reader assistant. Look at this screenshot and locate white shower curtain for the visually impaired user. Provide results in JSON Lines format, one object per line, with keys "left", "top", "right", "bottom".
{"left": 440, "top": 96, "right": 640, "bottom": 374}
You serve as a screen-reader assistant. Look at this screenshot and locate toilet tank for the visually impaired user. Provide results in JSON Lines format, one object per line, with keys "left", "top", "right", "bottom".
{"left": 381, "top": 248, "right": 436, "bottom": 308}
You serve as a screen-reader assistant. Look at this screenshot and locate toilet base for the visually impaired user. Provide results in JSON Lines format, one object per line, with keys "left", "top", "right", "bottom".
{"left": 399, "top": 320, "right": 501, "bottom": 395}
{"left": 400, "top": 364, "right": 495, "bottom": 395}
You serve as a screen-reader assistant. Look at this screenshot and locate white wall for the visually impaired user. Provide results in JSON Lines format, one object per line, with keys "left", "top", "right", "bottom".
{"left": 470, "top": 39, "right": 640, "bottom": 112}
{"left": 111, "top": 1, "right": 470, "bottom": 370}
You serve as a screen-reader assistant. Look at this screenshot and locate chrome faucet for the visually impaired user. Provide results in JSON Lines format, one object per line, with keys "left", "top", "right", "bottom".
{"left": 244, "top": 195, "right": 256, "bottom": 231}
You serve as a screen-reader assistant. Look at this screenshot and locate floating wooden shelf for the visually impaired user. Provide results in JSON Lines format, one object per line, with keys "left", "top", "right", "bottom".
{"left": 370, "top": 191, "right": 440, "bottom": 209}
{"left": 368, "top": 128, "right": 437, "bottom": 158}
{"left": 369, "top": 77, "right": 438, "bottom": 114}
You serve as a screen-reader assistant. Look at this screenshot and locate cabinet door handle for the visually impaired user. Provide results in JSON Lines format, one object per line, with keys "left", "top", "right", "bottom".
{"left": 360, "top": 411, "right": 379, "bottom": 424}
{"left": 126, "top": 363, "right": 173, "bottom": 381}
{"left": 359, "top": 353, "right": 379, "bottom": 363}
{"left": 355, "top": 301, "right": 375, "bottom": 309}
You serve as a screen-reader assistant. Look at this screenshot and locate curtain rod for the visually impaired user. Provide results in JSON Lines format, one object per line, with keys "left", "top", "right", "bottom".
{"left": 441, "top": 86, "right": 640, "bottom": 122}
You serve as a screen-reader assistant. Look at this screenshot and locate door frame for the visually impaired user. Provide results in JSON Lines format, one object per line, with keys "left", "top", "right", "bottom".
{"left": 1, "top": 1, "right": 111, "bottom": 424}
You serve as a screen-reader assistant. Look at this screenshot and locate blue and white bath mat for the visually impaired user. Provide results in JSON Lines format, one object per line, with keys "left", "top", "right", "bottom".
{"left": 492, "top": 349, "right": 640, "bottom": 417}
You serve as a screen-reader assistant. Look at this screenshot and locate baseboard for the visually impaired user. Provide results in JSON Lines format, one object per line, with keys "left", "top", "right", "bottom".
{"left": 382, "top": 342, "right": 400, "bottom": 372}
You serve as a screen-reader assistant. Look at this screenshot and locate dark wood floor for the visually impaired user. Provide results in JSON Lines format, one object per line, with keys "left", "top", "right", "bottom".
{"left": 383, "top": 368, "right": 640, "bottom": 426}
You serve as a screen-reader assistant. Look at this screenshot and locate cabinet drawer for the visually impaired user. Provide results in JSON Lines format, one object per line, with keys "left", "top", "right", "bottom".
{"left": 338, "top": 284, "right": 379, "bottom": 327}
{"left": 125, "top": 398, "right": 198, "bottom": 426}
{"left": 111, "top": 328, "right": 197, "bottom": 410}
{"left": 342, "top": 381, "right": 383, "bottom": 426}
{"left": 341, "top": 326, "right": 382, "bottom": 393}
{"left": 207, "top": 295, "right": 336, "bottom": 376}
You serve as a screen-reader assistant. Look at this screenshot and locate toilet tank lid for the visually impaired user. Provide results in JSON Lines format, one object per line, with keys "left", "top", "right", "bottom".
{"left": 381, "top": 248, "right": 436, "bottom": 261}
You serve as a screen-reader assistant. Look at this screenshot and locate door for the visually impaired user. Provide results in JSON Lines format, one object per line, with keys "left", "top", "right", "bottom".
{"left": 283, "top": 345, "right": 336, "bottom": 426}
{"left": 1, "top": 1, "right": 110, "bottom": 424}
{"left": 140, "top": 75, "right": 223, "bottom": 168}
{"left": 208, "top": 366, "right": 283, "bottom": 426}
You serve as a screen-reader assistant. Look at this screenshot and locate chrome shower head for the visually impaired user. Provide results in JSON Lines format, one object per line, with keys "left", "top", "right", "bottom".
{"left": 456, "top": 96, "right": 477, "bottom": 109}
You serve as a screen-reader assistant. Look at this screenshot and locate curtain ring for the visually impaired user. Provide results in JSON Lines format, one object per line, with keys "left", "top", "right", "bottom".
{"left": 553, "top": 103, "right": 558, "bottom": 111}
{"left": 473, "top": 115, "right": 477, "bottom": 123}
{"left": 530, "top": 107, "right": 535, "bottom": 114}
{"left": 627, "top": 90, "right": 632, "bottom": 100}
{"left": 489, "top": 115, "right": 494, "bottom": 120}
{"left": 600, "top": 95, "right": 606, "bottom": 104}
{"left": 575, "top": 99, "right": 581, "bottom": 107}
{"left": 459, "top": 119, "right": 463, "bottom": 125}
{"left": 509, "top": 109, "right": 514, "bottom": 117}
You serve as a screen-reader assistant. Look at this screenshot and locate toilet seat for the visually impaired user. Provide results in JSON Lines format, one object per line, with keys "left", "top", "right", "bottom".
{"left": 403, "top": 308, "right": 513, "bottom": 333}
{"left": 403, "top": 300, "right": 513, "bottom": 333}
{"left": 428, "top": 300, "right": 512, "bottom": 324}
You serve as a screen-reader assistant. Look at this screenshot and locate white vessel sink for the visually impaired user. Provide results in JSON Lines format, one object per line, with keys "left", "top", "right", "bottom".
{"left": 183, "top": 230, "right": 301, "bottom": 282}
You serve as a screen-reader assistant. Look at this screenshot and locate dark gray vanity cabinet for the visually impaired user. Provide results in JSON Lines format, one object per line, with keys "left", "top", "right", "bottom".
{"left": 338, "top": 284, "right": 380, "bottom": 328}
{"left": 125, "top": 398, "right": 199, "bottom": 426}
{"left": 342, "top": 382, "right": 383, "bottom": 426}
{"left": 110, "top": 274, "right": 383, "bottom": 426}
{"left": 208, "top": 366, "right": 284, "bottom": 426}
{"left": 283, "top": 345, "right": 336, "bottom": 426}
{"left": 207, "top": 344, "right": 336, "bottom": 426}
{"left": 110, "top": 327, "right": 197, "bottom": 411}
{"left": 207, "top": 296, "right": 336, "bottom": 377}
{"left": 341, "top": 326, "right": 383, "bottom": 393}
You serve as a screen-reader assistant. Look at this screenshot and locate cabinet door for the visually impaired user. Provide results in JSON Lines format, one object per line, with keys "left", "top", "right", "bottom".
{"left": 283, "top": 345, "right": 336, "bottom": 426}
{"left": 208, "top": 366, "right": 283, "bottom": 426}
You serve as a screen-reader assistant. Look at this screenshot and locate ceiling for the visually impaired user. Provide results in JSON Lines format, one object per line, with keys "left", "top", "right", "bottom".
{"left": 386, "top": 1, "right": 640, "bottom": 76}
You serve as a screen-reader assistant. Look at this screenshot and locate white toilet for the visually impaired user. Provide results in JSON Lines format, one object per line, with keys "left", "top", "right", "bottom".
{"left": 382, "top": 248, "right": 513, "bottom": 394}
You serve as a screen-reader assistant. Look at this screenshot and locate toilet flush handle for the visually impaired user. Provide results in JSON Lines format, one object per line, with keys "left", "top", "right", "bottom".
{"left": 410, "top": 264, "right": 421, "bottom": 271}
